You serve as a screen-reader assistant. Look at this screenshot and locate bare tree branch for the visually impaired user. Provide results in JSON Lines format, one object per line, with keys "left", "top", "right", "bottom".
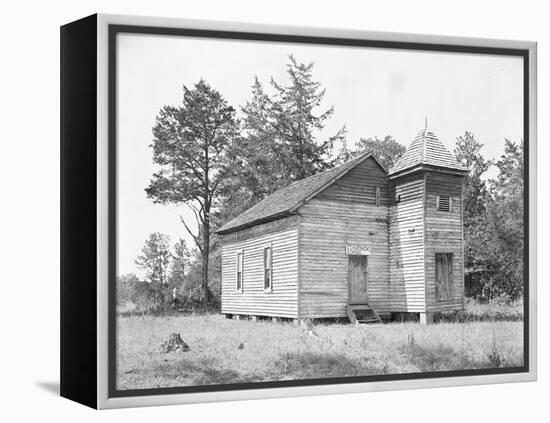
{"left": 179, "top": 214, "right": 203, "bottom": 253}
{"left": 187, "top": 202, "right": 205, "bottom": 226}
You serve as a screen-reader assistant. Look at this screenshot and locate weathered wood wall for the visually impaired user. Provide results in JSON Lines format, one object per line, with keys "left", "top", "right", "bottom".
{"left": 220, "top": 216, "right": 299, "bottom": 318}
{"left": 424, "top": 172, "right": 464, "bottom": 311}
{"left": 389, "top": 174, "right": 426, "bottom": 312}
{"left": 298, "top": 157, "right": 391, "bottom": 318}
{"left": 220, "top": 159, "right": 465, "bottom": 319}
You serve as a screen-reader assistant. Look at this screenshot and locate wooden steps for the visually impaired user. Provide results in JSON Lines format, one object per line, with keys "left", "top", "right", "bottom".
{"left": 346, "top": 303, "right": 383, "bottom": 324}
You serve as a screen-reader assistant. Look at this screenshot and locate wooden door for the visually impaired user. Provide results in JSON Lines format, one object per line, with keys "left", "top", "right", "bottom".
{"left": 348, "top": 255, "right": 368, "bottom": 303}
{"left": 435, "top": 253, "right": 453, "bottom": 301}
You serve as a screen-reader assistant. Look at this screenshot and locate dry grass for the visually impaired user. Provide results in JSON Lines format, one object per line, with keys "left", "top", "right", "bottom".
{"left": 117, "top": 312, "right": 524, "bottom": 390}
{"left": 434, "top": 298, "right": 524, "bottom": 323}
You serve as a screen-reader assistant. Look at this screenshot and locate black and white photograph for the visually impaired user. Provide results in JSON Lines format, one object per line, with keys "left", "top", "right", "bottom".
{"left": 4, "top": 0, "right": 549, "bottom": 419}
{"left": 112, "top": 28, "right": 527, "bottom": 392}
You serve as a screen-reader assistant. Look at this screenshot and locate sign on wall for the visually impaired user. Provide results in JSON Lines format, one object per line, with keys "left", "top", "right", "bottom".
{"left": 346, "top": 244, "right": 371, "bottom": 255}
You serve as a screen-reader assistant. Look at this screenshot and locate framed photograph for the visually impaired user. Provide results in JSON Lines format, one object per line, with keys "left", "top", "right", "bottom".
{"left": 60, "top": 13, "right": 537, "bottom": 409}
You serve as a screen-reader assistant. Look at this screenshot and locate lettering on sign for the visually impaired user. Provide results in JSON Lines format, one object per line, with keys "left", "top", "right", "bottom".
{"left": 346, "top": 245, "right": 371, "bottom": 255}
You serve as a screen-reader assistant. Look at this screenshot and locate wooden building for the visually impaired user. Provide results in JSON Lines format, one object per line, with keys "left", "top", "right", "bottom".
{"left": 216, "top": 129, "right": 468, "bottom": 324}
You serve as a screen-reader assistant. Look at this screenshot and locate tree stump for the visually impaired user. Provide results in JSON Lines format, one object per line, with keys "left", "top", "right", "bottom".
{"left": 160, "top": 333, "right": 190, "bottom": 353}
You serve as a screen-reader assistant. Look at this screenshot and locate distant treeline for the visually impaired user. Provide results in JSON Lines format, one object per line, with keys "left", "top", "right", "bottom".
{"left": 116, "top": 55, "right": 523, "bottom": 312}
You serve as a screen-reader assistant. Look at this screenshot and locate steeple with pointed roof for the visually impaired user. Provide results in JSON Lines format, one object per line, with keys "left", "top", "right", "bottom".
{"left": 389, "top": 128, "right": 468, "bottom": 177}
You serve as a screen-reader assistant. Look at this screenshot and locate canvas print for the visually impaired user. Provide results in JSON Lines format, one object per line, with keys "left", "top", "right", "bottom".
{"left": 114, "top": 32, "right": 525, "bottom": 391}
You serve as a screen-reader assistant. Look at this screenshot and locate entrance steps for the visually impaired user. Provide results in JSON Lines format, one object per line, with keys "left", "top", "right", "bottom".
{"left": 346, "top": 303, "right": 383, "bottom": 324}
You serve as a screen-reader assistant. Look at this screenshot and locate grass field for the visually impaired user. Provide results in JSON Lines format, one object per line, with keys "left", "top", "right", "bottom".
{"left": 117, "top": 301, "right": 524, "bottom": 390}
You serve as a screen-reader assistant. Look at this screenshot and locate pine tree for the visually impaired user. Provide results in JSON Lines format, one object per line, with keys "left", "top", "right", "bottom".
{"left": 215, "top": 55, "right": 344, "bottom": 225}
{"left": 146, "top": 80, "right": 240, "bottom": 305}
{"left": 269, "top": 55, "right": 337, "bottom": 180}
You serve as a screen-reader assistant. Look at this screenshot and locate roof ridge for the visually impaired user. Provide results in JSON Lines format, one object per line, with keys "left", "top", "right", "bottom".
{"left": 217, "top": 151, "right": 376, "bottom": 234}
{"left": 284, "top": 153, "right": 365, "bottom": 188}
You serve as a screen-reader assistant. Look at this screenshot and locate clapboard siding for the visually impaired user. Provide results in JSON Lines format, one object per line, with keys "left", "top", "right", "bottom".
{"left": 299, "top": 157, "right": 391, "bottom": 318}
{"left": 221, "top": 215, "right": 300, "bottom": 243}
{"left": 424, "top": 172, "right": 464, "bottom": 311}
{"left": 219, "top": 150, "right": 466, "bottom": 320}
{"left": 389, "top": 175, "right": 426, "bottom": 312}
{"left": 317, "top": 158, "right": 390, "bottom": 205}
{"left": 220, "top": 217, "right": 299, "bottom": 318}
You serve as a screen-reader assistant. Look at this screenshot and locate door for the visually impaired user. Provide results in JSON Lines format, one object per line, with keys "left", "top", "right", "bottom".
{"left": 348, "top": 255, "right": 368, "bottom": 303}
{"left": 435, "top": 253, "right": 453, "bottom": 301}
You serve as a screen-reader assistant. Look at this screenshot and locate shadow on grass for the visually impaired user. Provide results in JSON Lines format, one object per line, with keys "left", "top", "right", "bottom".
{"left": 148, "top": 357, "right": 260, "bottom": 386}
{"left": 119, "top": 343, "right": 525, "bottom": 389}
{"left": 124, "top": 352, "right": 387, "bottom": 388}
{"left": 272, "top": 351, "right": 386, "bottom": 380}
{"left": 401, "top": 342, "right": 523, "bottom": 372}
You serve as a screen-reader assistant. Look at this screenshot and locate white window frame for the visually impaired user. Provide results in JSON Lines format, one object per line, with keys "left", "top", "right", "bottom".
{"left": 235, "top": 249, "right": 243, "bottom": 293}
{"left": 263, "top": 243, "right": 273, "bottom": 292}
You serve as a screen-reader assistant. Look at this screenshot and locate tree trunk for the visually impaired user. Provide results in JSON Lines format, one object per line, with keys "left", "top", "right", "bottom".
{"left": 201, "top": 218, "right": 210, "bottom": 308}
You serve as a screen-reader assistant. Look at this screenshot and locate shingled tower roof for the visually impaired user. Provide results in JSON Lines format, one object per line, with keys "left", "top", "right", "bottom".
{"left": 389, "top": 128, "right": 468, "bottom": 177}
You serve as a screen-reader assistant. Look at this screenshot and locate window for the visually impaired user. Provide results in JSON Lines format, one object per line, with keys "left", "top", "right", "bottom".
{"left": 435, "top": 253, "right": 453, "bottom": 301}
{"left": 437, "top": 195, "right": 451, "bottom": 212}
{"left": 236, "top": 251, "right": 243, "bottom": 292}
{"left": 263, "top": 246, "right": 272, "bottom": 291}
{"left": 375, "top": 187, "right": 381, "bottom": 207}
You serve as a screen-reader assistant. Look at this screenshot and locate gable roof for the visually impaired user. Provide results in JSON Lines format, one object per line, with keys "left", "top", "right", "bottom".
{"left": 216, "top": 152, "right": 385, "bottom": 234}
{"left": 389, "top": 129, "right": 468, "bottom": 176}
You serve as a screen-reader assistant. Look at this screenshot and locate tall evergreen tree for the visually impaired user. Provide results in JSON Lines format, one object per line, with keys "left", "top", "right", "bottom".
{"left": 216, "top": 56, "right": 344, "bottom": 225}
{"left": 268, "top": 55, "right": 339, "bottom": 180}
{"left": 146, "top": 80, "right": 240, "bottom": 304}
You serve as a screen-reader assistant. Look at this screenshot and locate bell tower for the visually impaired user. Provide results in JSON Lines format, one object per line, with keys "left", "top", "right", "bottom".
{"left": 388, "top": 128, "right": 468, "bottom": 323}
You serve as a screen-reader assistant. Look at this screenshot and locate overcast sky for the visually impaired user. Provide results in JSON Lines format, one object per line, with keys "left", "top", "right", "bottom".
{"left": 116, "top": 33, "right": 523, "bottom": 278}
